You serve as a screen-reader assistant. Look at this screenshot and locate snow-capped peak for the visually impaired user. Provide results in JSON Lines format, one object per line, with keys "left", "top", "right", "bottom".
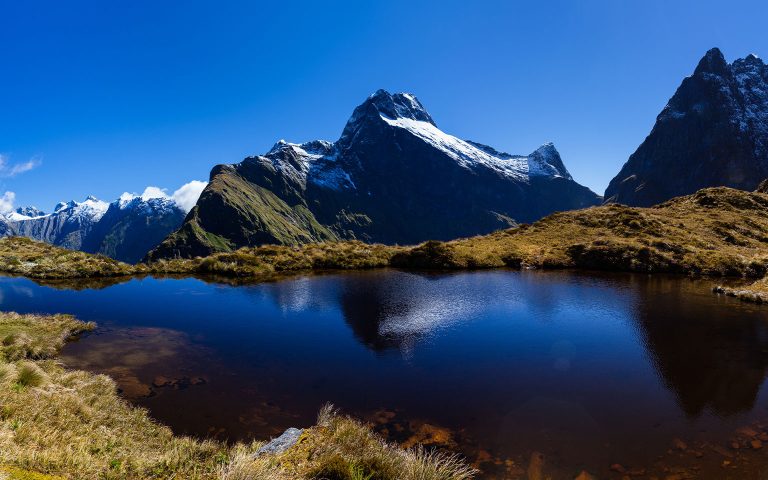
{"left": 114, "top": 182, "right": 207, "bottom": 213}
{"left": 6, "top": 206, "right": 46, "bottom": 221}
{"left": 378, "top": 113, "right": 569, "bottom": 181}
{"left": 339, "top": 90, "right": 436, "bottom": 146}
{"left": 118, "top": 192, "right": 137, "bottom": 207}
{"left": 45, "top": 196, "right": 109, "bottom": 222}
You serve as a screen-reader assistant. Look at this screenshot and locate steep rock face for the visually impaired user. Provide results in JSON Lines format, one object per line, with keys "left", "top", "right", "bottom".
{"left": 0, "top": 217, "right": 15, "bottom": 237}
{"left": 605, "top": 48, "right": 768, "bottom": 207}
{"left": 9, "top": 195, "right": 185, "bottom": 263}
{"left": 149, "top": 90, "right": 600, "bottom": 259}
{"left": 12, "top": 196, "right": 109, "bottom": 250}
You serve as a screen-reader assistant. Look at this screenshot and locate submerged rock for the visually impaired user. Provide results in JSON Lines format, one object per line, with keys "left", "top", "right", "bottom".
{"left": 254, "top": 427, "right": 303, "bottom": 456}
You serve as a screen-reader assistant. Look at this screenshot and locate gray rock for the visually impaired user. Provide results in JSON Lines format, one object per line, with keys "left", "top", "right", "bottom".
{"left": 254, "top": 427, "right": 303, "bottom": 457}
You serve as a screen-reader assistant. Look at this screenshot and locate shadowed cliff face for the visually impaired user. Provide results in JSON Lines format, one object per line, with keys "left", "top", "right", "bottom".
{"left": 605, "top": 48, "right": 768, "bottom": 207}
{"left": 149, "top": 90, "right": 600, "bottom": 259}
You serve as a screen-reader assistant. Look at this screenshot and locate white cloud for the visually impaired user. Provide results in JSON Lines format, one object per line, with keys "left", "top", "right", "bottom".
{"left": 170, "top": 180, "right": 207, "bottom": 212}
{"left": 0, "top": 191, "right": 15, "bottom": 214}
{"left": 0, "top": 155, "right": 41, "bottom": 178}
{"left": 119, "top": 181, "right": 207, "bottom": 213}
{"left": 140, "top": 186, "right": 169, "bottom": 201}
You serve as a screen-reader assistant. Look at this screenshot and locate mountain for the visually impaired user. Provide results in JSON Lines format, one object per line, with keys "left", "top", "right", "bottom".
{"left": 86, "top": 195, "right": 187, "bottom": 263}
{"left": 0, "top": 216, "right": 14, "bottom": 237}
{"left": 12, "top": 196, "right": 109, "bottom": 250}
{"left": 148, "top": 90, "right": 600, "bottom": 259}
{"left": 7, "top": 194, "right": 186, "bottom": 263}
{"left": 605, "top": 48, "right": 768, "bottom": 207}
{"left": 10, "top": 206, "right": 46, "bottom": 219}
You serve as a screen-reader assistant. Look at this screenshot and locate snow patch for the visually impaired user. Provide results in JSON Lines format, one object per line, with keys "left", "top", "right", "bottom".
{"left": 379, "top": 115, "right": 567, "bottom": 181}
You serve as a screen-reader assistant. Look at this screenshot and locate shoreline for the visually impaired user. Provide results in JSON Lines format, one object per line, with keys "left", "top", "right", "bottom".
{"left": 6, "top": 186, "right": 768, "bottom": 288}
{"left": 0, "top": 310, "right": 475, "bottom": 480}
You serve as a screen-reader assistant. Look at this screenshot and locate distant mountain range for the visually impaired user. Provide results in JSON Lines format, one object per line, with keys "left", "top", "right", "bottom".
{"left": 147, "top": 90, "right": 601, "bottom": 259}
{"left": 4, "top": 48, "right": 768, "bottom": 262}
{"left": 1, "top": 193, "right": 185, "bottom": 263}
{"left": 605, "top": 48, "right": 768, "bottom": 206}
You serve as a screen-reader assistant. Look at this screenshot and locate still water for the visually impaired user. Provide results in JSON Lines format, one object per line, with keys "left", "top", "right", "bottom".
{"left": 2, "top": 270, "right": 768, "bottom": 478}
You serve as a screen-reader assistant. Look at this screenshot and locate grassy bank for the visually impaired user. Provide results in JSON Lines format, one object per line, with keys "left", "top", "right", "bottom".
{"left": 713, "top": 277, "right": 768, "bottom": 303}
{"left": 0, "top": 237, "right": 134, "bottom": 279}
{"left": 5, "top": 186, "right": 768, "bottom": 282}
{"left": 0, "top": 311, "right": 475, "bottom": 480}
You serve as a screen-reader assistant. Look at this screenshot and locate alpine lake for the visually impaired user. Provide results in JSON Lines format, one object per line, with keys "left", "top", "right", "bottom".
{"left": 4, "top": 269, "right": 768, "bottom": 479}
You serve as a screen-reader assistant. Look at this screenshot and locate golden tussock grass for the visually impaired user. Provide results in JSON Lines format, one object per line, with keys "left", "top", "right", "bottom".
{"left": 0, "top": 312, "right": 474, "bottom": 480}
{"left": 7, "top": 187, "right": 768, "bottom": 282}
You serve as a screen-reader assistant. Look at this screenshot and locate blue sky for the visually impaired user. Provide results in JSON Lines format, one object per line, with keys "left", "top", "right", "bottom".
{"left": 1, "top": 0, "right": 767, "bottom": 211}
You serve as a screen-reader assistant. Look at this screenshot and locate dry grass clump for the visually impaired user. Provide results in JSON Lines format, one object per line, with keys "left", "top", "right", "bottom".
{"left": 0, "top": 312, "right": 94, "bottom": 361}
{"left": 0, "top": 237, "right": 135, "bottom": 279}
{"left": 219, "top": 405, "right": 476, "bottom": 480}
{"left": 0, "top": 312, "right": 475, "bottom": 479}
{"left": 0, "top": 361, "right": 228, "bottom": 479}
{"left": 149, "top": 241, "right": 401, "bottom": 278}
{"left": 0, "top": 311, "right": 227, "bottom": 479}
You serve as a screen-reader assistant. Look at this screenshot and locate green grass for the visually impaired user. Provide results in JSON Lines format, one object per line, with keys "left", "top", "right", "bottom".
{"left": 8, "top": 186, "right": 768, "bottom": 283}
{"left": 0, "top": 237, "right": 135, "bottom": 279}
{"left": 0, "top": 311, "right": 475, "bottom": 480}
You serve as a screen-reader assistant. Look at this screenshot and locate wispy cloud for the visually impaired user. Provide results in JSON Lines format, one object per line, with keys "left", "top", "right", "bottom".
{"left": 0, "top": 154, "right": 42, "bottom": 178}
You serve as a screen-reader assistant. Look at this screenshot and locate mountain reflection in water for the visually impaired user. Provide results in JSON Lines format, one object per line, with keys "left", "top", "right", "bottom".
{"left": 2, "top": 270, "right": 768, "bottom": 477}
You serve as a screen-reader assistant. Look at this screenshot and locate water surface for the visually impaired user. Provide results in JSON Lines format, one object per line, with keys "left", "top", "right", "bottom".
{"left": 3, "top": 270, "right": 768, "bottom": 478}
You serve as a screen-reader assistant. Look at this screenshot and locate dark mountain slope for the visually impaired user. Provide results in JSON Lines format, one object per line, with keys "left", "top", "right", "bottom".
{"left": 605, "top": 48, "right": 768, "bottom": 206}
{"left": 149, "top": 90, "right": 600, "bottom": 259}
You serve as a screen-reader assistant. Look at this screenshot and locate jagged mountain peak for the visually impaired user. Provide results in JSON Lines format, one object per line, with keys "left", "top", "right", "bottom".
{"left": 529, "top": 143, "right": 572, "bottom": 180}
{"left": 742, "top": 53, "right": 763, "bottom": 65}
{"left": 366, "top": 89, "right": 434, "bottom": 124}
{"left": 149, "top": 90, "right": 601, "bottom": 259}
{"left": 267, "top": 139, "right": 335, "bottom": 158}
{"left": 339, "top": 89, "right": 435, "bottom": 145}
{"left": 694, "top": 47, "right": 729, "bottom": 75}
{"left": 15, "top": 206, "right": 45, "bottom": 217}
{"left": 605, "top": 48, "right": 768, "bottom": 206}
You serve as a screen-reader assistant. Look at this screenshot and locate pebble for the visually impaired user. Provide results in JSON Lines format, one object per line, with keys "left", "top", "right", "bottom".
{"left": 751, "top": 439, "right": 763, "bottom": 449}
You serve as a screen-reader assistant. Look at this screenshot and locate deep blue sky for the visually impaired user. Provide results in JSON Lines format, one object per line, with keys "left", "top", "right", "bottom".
{"left": 1, "top": 0, "right": 767, "bottom": 210}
